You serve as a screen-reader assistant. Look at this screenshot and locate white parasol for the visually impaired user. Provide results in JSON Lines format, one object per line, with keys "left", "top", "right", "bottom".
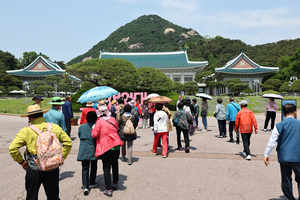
{"left": 195, "top": 93, "right": 212, "bottom": 100}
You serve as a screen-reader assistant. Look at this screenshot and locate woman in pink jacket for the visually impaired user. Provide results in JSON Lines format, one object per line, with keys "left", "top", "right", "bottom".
{"left": 92, "top": 106, "right": 123, "bottom": 197}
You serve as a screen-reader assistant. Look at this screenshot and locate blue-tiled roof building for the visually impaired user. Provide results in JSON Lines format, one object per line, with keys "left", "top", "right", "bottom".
{"left": 100, "top": 50, "right": 208, "bottom": 84}
{"left": 213, "top": 51, "right": 279, "bottom": 94}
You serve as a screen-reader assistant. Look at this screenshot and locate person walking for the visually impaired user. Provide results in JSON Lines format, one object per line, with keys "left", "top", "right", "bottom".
{"left": 110, "top": 100, "right": 117, "bottom": 119}
{"left": 176, "top": 94, "right": 182, "bottom": 110}
{"left": 141, "top": 99, "right": 149, "bottom": 129}
{"left": 192, "top": 98, "right": 200, "bottom": 129}
{"left": 152, "top": 103, "right": 169, "bottom": 158}
{"left": 148, "top": 102, "right": 155, "bottom": 128}
{"left": 62, "top": 95, "right": 74, "bottom": 137}
{"left": 78, "top": 111, "right": 98, "bottom": 195}
{"left": 226, "top": 96, "right": 241, "bottom": 143}
{"left": 44, "top": 97, "right": 66, "bottom": 132}
{"left": 80, "top": 101, "right": 96, "bottom": 125}
{"left": 92, "top": 106, "right": 123, "bottom": 197}
{"left": 264, "top": 104, "right": 300, "bottom": 200}
{"left": 116, "top": 98, "right": 125, "bottom": 122}
{"left": 173, "top": 102, "right": 192, "bottom": 153}
{"left": 235, "top": 100, "right": 258, "bottom": 160}
{"left": 9, "top": 104, "right": 72, "bottom": 200}
{"left": 201, "top": 98, "right": 208, "bottom": 131}
{"left": 117, "top": 104, "right": 138, "bottom": 165}
{"left": 214, "top": 98, "right": 227, "bottom": 138}
{"left": 264, "top": 98, "right": 278, "bottom": 132}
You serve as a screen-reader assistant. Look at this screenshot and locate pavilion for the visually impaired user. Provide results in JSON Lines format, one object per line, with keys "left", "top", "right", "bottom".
{"left": 6, "top": 53, "right": 81, "bottom": 92}
{"left": 99, "top": 49, "right": 208, "bottom": 84}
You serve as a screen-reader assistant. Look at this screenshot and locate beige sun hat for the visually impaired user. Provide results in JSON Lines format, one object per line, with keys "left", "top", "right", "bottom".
{"left": 86, "top": 101, "right": 94, "bottom": 107}
{"left": 21, "top": 104, "right": 49, "bottom": 117}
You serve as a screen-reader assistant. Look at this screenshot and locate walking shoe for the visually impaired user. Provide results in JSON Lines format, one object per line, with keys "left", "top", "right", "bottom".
{"left": 89, "top": 183, "right": 97, "bottom": 188}
{"left": 228, "top": 139, "right": 234, "bottom": 143}
{"left": 128, "top": 161, "right": 132, "bottom": 165}
{"left": 162, "top": 155, "right": 167, "bottom": 158}
{"left": 264, "top": 129, "right": 267, "bottom": 132}
{"left": 83, "top": 188, "right": 89, "bottom": 195}
{"left": 245, "top": 155, "right": 251, "bottom": 160}
{"left": 223, "top": 135, "right": 227, "bottom": 138}
{"left": 242, "top": 152, "right": 247, "bottom": 157}
{"left": 217, "top": 135, "right": 223, "bottom": 138}
{"left": 236, "top": 137, "right": 240, "bottom": 144}
{"left": 185, "top": 147, "right": 190, "bottom": 153}
{"left": 152, "top": 152, "right": 156, "bottom": 155}
{"left": 112, "top": 182, "right": 118, "bottom": 190}
{"left": 177, "top": 147, "right": 182, "bottom": 151}
{"left": 120, "top": 156, "right": 126, "bottom": 162}
{"left": 202, "top": 129, "right": 207, "bottom": 132}
{"left": 103, "top": 189, "right": 112, "bottom": 197}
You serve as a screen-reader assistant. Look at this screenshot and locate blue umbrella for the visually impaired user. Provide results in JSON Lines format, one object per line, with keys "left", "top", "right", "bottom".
{"left": 77, "top": 86, "right": 119, "bottom": 103}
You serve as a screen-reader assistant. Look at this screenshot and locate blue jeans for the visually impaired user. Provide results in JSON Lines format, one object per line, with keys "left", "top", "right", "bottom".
{"left": 202, "top": 116, "right": 207, "bottom": 129}
{"left": 280, "top": 162, "right": 300, "bottom": 200}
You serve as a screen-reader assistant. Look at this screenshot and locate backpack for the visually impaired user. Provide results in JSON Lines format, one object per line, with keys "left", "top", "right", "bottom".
{"left": 29, "top": 123, "right": 64, "bottom": 171}
{"left": 123, "top": 116, "right": 135, "bottom": 135}
{"left": 173, "top": 110, "right": 184, "bottom": 127}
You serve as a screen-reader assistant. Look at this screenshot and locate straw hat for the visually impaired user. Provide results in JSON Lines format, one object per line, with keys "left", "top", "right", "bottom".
{"left": 86, "top": 101, "right": 94, "bottom": 107}
{"left": 21, "top": 104, "right": 49, "bottom": 117}
{"left": 111, "top": 100, "right": 116, "bottom": 104}
{"left": 49, "top": 97, "right": 65, "bottom": 105}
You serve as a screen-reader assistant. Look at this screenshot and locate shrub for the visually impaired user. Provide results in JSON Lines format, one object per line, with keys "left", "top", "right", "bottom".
{"left": 71, "top": 89, "right": 88, "bottom": 112}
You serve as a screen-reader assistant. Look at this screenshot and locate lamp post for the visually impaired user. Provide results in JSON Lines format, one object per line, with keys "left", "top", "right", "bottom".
{"left": 253, "top": 80, "right": 259, "bottom": 96}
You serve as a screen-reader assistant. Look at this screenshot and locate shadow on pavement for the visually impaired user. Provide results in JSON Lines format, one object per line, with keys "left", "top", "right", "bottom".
{"left": 60, "top": 171, "right": 75, "bottom": 181}
{"left": 95, "top": 174, "right": 128, "bottom": 191}
{"left": 268, "top": 195, "right": 286, "bottom": 200}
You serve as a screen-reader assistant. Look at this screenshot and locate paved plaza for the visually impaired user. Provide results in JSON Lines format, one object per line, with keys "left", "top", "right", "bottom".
{"left": 0, "top": 112, "right": 295, "bottom": 199}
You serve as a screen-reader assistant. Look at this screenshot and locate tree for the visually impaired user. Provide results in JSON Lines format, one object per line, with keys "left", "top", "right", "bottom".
{"left": 183, "top": 81, "right": 198, "bottom": 95}
{"left": 0, "top": 50, "right": 19, "bottom": 70}
{"left": 58, "top": 83, "right": 75, "bottom": 93}
{"left": 30, "top": 81, "right": 44, "bottom": 94}
{"left": 45, "top": 75, "right": 60, "bottom": 87}
{"left": 66, "top": 58, "right": 141, "bottom": 90}
{"left": 37, "top": 85, "right": 55, "bottom": 97}
{"left": 226, "top": 79, "right": 249, "bottom": 95}
{"left": 80, "top": 81, "right": 95, "bottom": 91}
{"left": 290, "top": 79, "right": 300, "bottom": 92}
{"left": 172, "top": 81, "right": 183, "bottom": 92}
{"left": 243, "top": 86, "right": 253, "bottom": 93}
{"left": 7, "top": 86, "right": 20, "bottom": 93}
{"left": 137, "top": 67, "right": 172, "bottom": 92}
{"left": 0, "top": 70, "right": 22, "bottom": 89}
{"left": 211, "top": 81, "right": 226, "bottom": 95}
{"left": 259, "top": 79, "right": 282, "bottom": 91}
{"left": 18, "top": 51, "right": 50, "bottom": 68}
{"left": 56, "top": 61, "right": 66, "bottom": 69}
{"left": 0, "top": 86, "right": 6, "bottom": 95}
{"left": 279, "top": 82, "right": 290, "bottom": 92}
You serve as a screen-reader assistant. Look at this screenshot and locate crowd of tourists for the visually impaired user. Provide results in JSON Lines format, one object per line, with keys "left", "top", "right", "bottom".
{"left": 8, "top": 94, "right": 300, "bottom": 199}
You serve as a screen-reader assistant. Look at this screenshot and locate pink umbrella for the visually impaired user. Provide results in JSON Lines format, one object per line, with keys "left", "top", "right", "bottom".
{"left": 262, "top": 93, "right": 283, "bottom": 99}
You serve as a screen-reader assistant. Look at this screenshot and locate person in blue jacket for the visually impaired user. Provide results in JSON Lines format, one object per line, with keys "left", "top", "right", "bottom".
{"left": 62, "top": 95, "right": 74, "bottom": 137}
{"left": 44, "top": 97, "right": 66, "bottom": 132}
{"left": 226, "top": 96, "right": 241, "bottom": 143}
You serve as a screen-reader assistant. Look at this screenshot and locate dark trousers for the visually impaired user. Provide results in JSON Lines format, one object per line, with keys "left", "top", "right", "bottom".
{"left": 176, "top": 126, "right": 189, "bottom": 148}
{"left": 25, "top": 167, "right": 60, "bottom": 200}
{"left": 229, "top": 121, "right": 235, "bottom": 140}
{"left": 149, "top": 113, "right": 154, "bottom": 127}
{"left": 101, "top": 150, "right": 120, "bottom": 190}
{"left": 264, "top": 111, "right": 276, "bottom": 130}
{"left": 81, "top": 160, "right": 98, "bottom": 188}
{"left": 280, "top": 162, "right": 300, "bottom": 200}
{"left": 65, "top": 119, "right": 71, "bottom": 137}
{"left": 218, "top": 120, "right": 227, "bottom": 136}
{"left": 241, "top": 133, "right": 252, "bottom": 156}
{"left": 195, "top": 116, "right": 199, "bottom": 127}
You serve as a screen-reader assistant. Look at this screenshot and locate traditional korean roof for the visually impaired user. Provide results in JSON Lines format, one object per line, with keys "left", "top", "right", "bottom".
{"left": 99, "top": 50, "right": 208, "bottom": 69}
{"left": 7, "top": 54, "right": 65, "bottom": 77}
{"left": 215, "top": 51, "right": 279, "bottom": 75}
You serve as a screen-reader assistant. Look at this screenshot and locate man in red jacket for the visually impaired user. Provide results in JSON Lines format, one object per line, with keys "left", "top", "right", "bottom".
{"left": 80, "top": 101, "right": 96, "bottom": 125}
{"left": 235, "top": 100, "right": 258, "bottom": 160}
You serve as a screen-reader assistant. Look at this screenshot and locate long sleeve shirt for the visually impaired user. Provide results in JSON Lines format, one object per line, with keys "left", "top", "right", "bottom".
{"left": 44, "top": 107, "right": 67, "bottom": 132}
{"left": 80, "top": 107, "right": 96, "bottom": 125}
{"left": 62, "top": 100, "right": 74, "bottom": 119}
{"left": 154, "top": 110, "right": 168, "bottom": 133}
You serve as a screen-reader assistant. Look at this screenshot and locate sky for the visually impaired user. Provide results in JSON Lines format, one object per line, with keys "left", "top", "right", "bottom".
{"left": 1, "top": 0, "right": 300, "bottom": 63}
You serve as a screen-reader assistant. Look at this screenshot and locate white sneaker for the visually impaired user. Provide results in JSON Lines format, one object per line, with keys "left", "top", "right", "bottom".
{"left": 242, "top": 152, "right": 246, "bottom": 157}
{"left": 264, "top": 129, "right": 267, "bottom": 132}
{"left": 202, "top": 129, "right": 207, "bottom": 132}
{"left": 245, "top": 155, "right": 251, "bottom": 160}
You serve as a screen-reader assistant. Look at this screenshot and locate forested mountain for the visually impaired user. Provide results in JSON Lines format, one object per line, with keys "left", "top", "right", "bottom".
{"left": 67, "top": 15, "right": 202, "bottom": 65}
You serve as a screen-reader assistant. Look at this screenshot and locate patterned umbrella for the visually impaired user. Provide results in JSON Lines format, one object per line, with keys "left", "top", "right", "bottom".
{"left": 148, "top": 96, "right": 173, "bottom": 103}
{"left": 77, "top": 86, "right": 119, "bottom": 103}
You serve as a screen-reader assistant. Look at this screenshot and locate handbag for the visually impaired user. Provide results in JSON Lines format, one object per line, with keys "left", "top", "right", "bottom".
{"left": 200, "top": 111, "right": 206, "bottom": 116}
{"left": 173, "top": 110, "right": 184, "bottom": 127}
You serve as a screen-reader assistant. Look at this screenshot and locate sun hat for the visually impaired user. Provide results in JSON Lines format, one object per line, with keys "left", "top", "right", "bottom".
{"left": 126, "top": 97, "right": 133, "bottom": 102}
{"left": 86, "top": 101, "right": 94, "bottom": 107}
{"left": 32, "top": 95, "right": 44, "bottom": 101}
{"left": 21, "top": 104, "right": 49, "bottom": 117}
{"left": 111, "top": 100, "right": 116, "bottom": 104}
{"left": 97, "top": 105, "right": 111, "bottom": 117}
{"left": 128, "top": 100, "right": 135, "bottom": 107}
{"left": 97, "top": 100, "right": 105, "bottom": 109}
{"left": 49, "top": 97, "right": 65, "bottom": 105}
{"left": 240, "top": 100, "right": 248, "bottom": 106}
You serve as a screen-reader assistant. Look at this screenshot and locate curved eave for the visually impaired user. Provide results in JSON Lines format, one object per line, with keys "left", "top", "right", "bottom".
{"left": 68, "top": 75, "right": 81, "bottom": 82}
{"left": 215, "top": 68, "right": 279, "bottom": 75}
{"left": 7, "top": 70, "right": 65, "bottom": 77}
